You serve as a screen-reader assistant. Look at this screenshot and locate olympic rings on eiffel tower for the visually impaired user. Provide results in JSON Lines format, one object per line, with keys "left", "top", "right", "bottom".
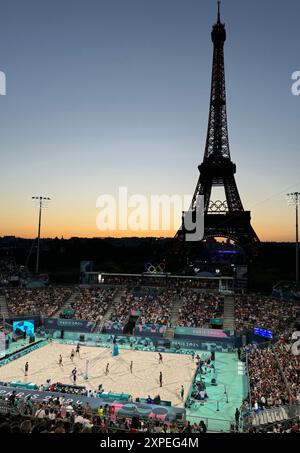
{"left": 145, "top": 262, "right": 166, "bottom": 273}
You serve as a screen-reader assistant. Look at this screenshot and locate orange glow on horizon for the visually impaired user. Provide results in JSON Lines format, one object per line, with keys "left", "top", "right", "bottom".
{"left": 0, "top": 224, "right": 295, "bottom": 242}
{"left": 0, "top": 199, "right": 296, "bottom": 242}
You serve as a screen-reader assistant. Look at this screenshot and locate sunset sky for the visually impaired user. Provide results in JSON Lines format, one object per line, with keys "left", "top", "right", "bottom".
{"left": 0, "top": 0, "right": 299, "bottom": 241}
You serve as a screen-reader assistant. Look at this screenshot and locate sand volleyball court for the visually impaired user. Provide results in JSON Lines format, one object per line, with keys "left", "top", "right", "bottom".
{"left": 0, "top": 343, "right": 197, "bottom": 407}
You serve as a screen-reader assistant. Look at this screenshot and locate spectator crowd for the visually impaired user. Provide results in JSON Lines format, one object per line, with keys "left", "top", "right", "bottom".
{"left": 61, "top": 287, "right": 116, "bottom": 324}
{"left": 247, "top": 345, "right": 290, "bottom": 410}
{"left": 178, "top": 292, "right": 224, "bottom": 328}
{"left": 235, "top": 295, "right": 297, "bottom": 335}
{"left": 5, "top": 287, "right": 72, "bottom": 317}
{"left": 0, "top": 258, "right": 29, "bottom": 287}
{"left": 0, "top": 394, "right": 207, "bottom": 434}
{"left": 108, "top": 289, "right": 175, "bottom": 327}
{"left": 246, "top": 328, "right": 300, "bottom": 416}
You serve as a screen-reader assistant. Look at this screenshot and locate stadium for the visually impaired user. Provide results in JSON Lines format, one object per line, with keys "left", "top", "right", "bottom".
{"left": 0, "top": 268, "right": 299, "bottom": 434}
{"left": 0, "top": 0, "right": 300, "bottom": 442}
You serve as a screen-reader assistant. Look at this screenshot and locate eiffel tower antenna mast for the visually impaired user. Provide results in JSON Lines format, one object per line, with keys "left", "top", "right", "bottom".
{"left": 217, "top": 1, "right": 221, "bottom": 23}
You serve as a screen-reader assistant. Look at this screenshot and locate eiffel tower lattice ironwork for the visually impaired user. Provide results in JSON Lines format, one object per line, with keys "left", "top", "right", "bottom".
{"left": 177, "top": 3, "right": 259, "bottom": 254}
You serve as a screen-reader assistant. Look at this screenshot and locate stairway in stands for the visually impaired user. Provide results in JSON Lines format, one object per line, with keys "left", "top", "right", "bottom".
{"left": 251, "top": 406, "right": 294, "bottom": 428}
{"left": 0, "top": 291, "right": 9, "bottom": 320}
{"left": 164, "top": 295, "right": 183, "bottom": 339}
{"left": 96, "top": 289, "right": 124, "bottom": 333}
{"left": 222, "top": 295, "right": 235, "bottom": 333}
{"left": 51, "top": 288, "right": 78, "bottom": 318}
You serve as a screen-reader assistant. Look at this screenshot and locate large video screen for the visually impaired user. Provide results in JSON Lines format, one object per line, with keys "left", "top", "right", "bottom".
{"left": 253, "top": 328, "right": 273, "bottom": 339}
{"left": 13, "top": 320, "right": 35, "bottom": 336}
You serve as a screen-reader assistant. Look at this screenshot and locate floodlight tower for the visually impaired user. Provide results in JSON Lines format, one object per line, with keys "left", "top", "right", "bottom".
{"left": 32, "top": 196, "right": 51, "bottom": 274}
{"left": 287, "top": 192, "right": 299, "bottom": 286}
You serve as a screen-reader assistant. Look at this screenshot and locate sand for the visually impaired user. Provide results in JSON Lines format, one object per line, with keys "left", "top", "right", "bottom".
{"left": 0, "top": 343, "right": 197, "bottom": 407}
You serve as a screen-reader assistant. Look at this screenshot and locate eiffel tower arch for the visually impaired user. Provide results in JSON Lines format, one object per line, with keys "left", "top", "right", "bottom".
{"left": 177, "top": 3, "right": 259, "bottom": 256}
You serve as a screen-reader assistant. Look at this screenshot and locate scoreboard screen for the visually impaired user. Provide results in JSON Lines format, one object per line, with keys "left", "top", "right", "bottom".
{"left": 13, "top": 320, "right": 35, "bottom": 336}
{"left": 253, "top": 328, "right": 273, "bottom": 339}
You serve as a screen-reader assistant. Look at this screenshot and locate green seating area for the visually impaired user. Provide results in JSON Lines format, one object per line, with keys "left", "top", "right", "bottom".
{"left": 10, "top": 381, "right": 39, "bottom": 390}
{"left": 98, "top": 392, "right": 130, "bottom": 402}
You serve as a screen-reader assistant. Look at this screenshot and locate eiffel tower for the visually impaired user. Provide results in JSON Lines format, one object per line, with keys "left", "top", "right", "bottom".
{"left": 177, "top": 2, "right": 259, "bottom": 255}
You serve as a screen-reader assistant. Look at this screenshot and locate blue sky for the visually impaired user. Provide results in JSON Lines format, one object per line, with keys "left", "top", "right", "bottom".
{"left": 0, "top": 0, "right": 299, "bottom": 239}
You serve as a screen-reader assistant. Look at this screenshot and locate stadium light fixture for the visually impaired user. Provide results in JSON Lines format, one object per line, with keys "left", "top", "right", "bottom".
{"left": 286, "top": 192, "right": 300, "bottom": 287}
{"left": 32, "top": 196, "right": 51, "bottom": 274}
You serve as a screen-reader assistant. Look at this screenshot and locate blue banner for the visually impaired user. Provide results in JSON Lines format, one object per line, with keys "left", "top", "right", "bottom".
{"left": 44, "top": 318, "right": 95, "bottom": 333}
{"left": 175, "top": 326, "right": 228, "bottom": 339}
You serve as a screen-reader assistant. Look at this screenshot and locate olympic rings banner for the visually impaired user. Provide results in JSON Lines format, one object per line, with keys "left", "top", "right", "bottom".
{"left": 144, "top": 261, "right": 166, "bottom": 274}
